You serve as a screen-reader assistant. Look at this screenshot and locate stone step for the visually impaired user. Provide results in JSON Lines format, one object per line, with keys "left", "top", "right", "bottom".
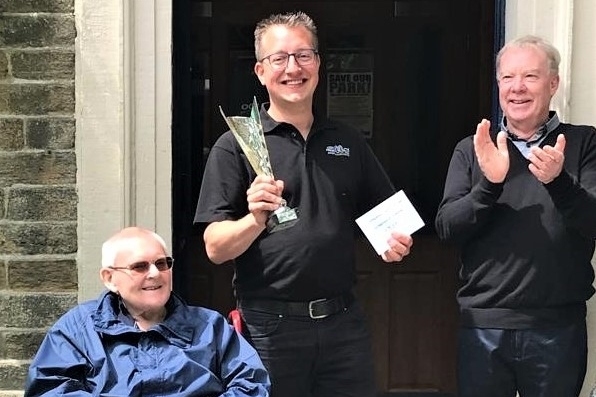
{"left": 0, "top": 391, "right": 23, "bottom": 397}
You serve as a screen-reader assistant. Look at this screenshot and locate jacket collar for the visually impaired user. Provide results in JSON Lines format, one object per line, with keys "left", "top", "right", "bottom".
{"left": 92, "top": 290, "right": 195, "bottom": 347}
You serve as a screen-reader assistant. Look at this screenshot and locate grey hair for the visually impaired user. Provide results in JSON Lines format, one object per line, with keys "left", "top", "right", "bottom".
{"left": 496, "top": 35, "right": 561, "bottom": 78}
{"left": 101, "top": 227, "right": 168, "bottom": 268}
{"left": 254, "top": 11, "right": 318, "bottom": 61}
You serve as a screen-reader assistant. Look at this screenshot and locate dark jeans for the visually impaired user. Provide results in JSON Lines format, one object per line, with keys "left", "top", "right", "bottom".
{"left": 458, "top": 322, "right": 587, "bottom": 397}
{"left": 239, "top": 300, "right": 377, "bottom": 397}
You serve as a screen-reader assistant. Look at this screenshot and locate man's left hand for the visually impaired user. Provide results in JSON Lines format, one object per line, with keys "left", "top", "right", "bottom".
{"left": 528, "top": 133, "right": 566, "bottom": 184}
{"left": 382, "top": 232, "right": 413, "bottom": 263}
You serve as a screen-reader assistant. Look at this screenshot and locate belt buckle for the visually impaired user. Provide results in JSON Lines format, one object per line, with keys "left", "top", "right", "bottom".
{"left": 308, "top": 298, "right": 329, "bottom": 319}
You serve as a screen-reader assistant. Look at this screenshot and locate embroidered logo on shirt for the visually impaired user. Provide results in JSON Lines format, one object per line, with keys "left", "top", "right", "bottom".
{"left": 326, "top": 145, "right": 350, "bottom": 157}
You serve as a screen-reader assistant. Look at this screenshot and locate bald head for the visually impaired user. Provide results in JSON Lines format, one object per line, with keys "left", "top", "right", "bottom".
{"left": 101, "top": 227, "right": 168, "bottom": 269}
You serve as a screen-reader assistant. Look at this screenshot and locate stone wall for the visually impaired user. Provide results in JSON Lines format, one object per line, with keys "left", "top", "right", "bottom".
{"left": 0, "top": 0, "right": 78, "bottom": 392}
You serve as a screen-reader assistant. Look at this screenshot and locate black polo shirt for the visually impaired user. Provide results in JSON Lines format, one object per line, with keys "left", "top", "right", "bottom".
{"left": 194, "top": 105, "right": 395, "bottom": 301}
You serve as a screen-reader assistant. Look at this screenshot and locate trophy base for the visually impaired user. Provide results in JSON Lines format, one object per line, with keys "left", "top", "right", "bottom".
{"left": 266, "top": 206, "right": 299, "bottom": 233}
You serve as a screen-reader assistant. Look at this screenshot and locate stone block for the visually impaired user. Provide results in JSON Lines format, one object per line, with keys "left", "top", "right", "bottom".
{"left": 11, "top": 50, "right": 75, "bottom": 80}
{"left": 0, "top": 14, "right": 75, "bottom": 48}
{"left": 0, "top": 119, "right": 24, "bottom": 151}
{"left": 8, "top": 258, "right": 77, "bottom": 291}
{"left": 0, "top": 292, "right": 77, "bottom": 328}
{"left": 0, "top": 0, "right": 74, "bottom": 13}
{"left": 0, "top": 83, "right": 74, "bottom": 115}
{"left": 6, "top": 186, "right": 77, "bottom": 221}
{"left": 26, "top": 118, "right": 75, "bottom": 150}
{"left": 0, "top": 151, "right": 76, "bottom": 185}
{"left": 0, "top": 52, "right": 7, "bottom": 80}
{"left": 0, "top": 360, "right": 29, "bottom": 390}
{"left": 0, "top": 222, "right": 77, "bottom": 255}
{"left": 0, "top": 330, "right": 45, "bottom": 360}
{"left": 0, "top": 263, "right": 6, "bottom": 290}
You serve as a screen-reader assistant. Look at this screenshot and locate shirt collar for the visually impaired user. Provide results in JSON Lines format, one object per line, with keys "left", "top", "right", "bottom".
{"left": 500, "top": 111, "right": 560, "bottom": 143}
{"left": 259, "top": 102, "right": 281, "bottom": 134}
{"left": 258, "top": 102, "right": 335, "bottom": 135}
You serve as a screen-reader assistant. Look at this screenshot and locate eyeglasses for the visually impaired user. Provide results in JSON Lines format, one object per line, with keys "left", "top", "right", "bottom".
{"left": 109, "top": 256, "right": 174, "bottom": 275}
{"left": 259, "top": 49, "right": 318, "bottom": 70}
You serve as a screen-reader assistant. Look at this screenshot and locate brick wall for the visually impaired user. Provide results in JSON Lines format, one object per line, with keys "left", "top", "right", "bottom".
{"left": 0, "top": 0, "right": 78, "bottom": 392}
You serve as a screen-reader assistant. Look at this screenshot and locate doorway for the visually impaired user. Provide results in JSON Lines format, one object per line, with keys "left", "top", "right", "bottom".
{"left": 172, "top": 0, "right": 497, "bottom": 394}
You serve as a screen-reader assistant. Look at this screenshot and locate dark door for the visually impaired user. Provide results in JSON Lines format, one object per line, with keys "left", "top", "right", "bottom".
{"left": 172, "top": 0, "right": 496, "bottom": 394}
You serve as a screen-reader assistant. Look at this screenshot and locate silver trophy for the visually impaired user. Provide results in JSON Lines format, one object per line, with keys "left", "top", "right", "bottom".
{"left": 219, "top": 97, "right": 299, "bottom": 233}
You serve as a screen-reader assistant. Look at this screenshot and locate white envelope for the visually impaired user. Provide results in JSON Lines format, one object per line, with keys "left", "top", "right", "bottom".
{"left": 355, "top": 190, "right": 425, "bottom": 255}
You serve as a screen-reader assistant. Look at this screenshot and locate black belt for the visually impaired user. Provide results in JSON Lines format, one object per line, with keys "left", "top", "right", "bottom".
{"left": 239, "top": 293, "right": 354, "bottom": 319}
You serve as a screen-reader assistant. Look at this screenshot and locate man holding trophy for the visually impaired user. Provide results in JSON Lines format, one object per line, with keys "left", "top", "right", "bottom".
{"left": 194, "top": 10, "right": 414, "bottom": 397}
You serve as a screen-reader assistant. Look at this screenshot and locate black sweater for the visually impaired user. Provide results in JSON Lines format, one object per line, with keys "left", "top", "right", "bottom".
{"left": 435, "top": 122, "right": 596, "bottom": 328}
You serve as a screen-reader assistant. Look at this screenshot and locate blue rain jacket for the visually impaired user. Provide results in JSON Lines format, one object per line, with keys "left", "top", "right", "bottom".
{"left": 25, "top": 290, "right": 270, "bottom": 396}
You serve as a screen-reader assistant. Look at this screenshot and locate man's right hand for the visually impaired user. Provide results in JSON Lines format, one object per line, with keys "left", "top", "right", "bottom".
{"left": 473, "top": 119, "right": 509, "bottom": 183}
{"left": 247, "top": 175, "right": 285, "bottom": 227}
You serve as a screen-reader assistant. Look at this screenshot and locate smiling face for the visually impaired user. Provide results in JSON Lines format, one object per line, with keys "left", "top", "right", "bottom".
{"left": 254, "top": 24, "right": 320, "bottom": 116}
{"left": 497, "top": 45, "right": 559, "bottom": 138}
{"left": 100, "top": 232, "right": 172, "bottom": 321}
